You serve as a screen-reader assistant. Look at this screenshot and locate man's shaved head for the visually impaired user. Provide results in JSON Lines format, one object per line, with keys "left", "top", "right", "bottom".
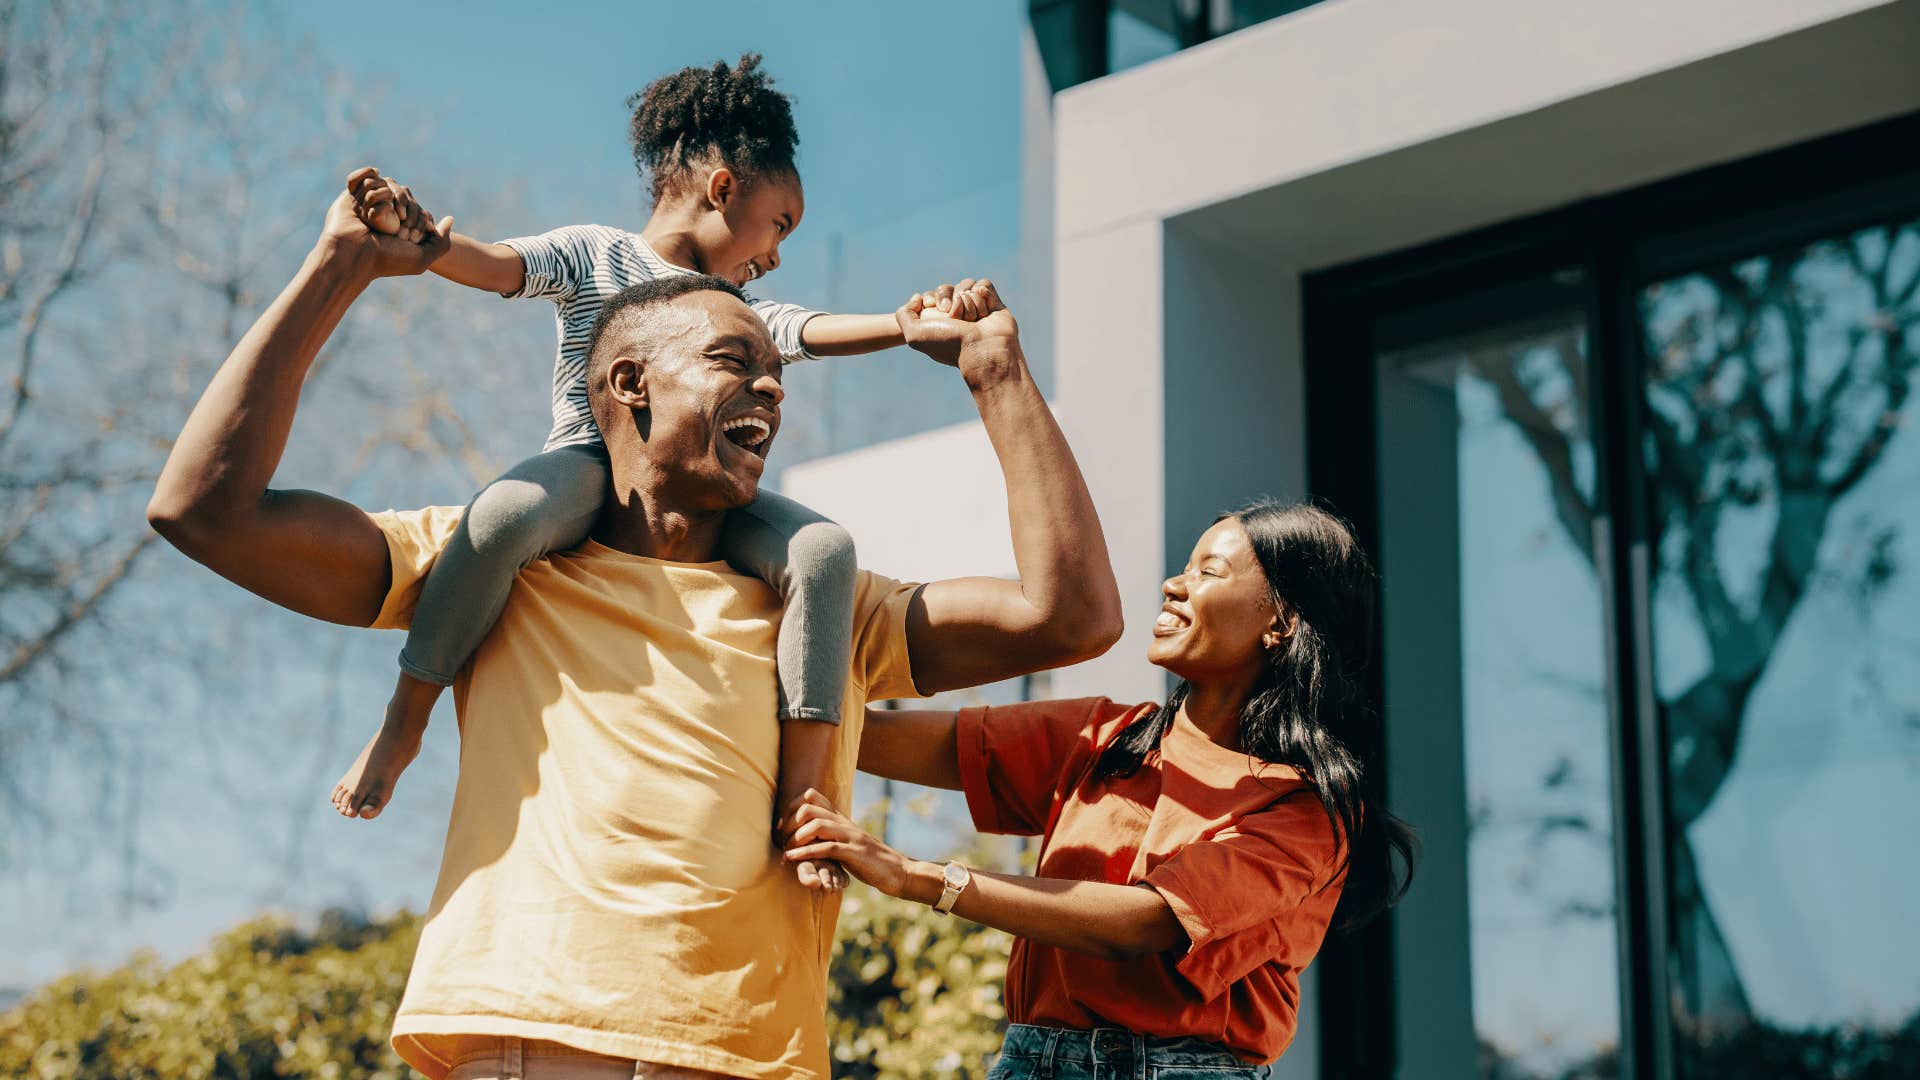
{"left": 585, "top": 274, "right": 751, "bottom": 399}
{"left": 584, "top": 274, "right": 785, "bottom": 515}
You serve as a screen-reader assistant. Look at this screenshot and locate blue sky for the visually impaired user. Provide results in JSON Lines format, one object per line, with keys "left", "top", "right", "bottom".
{"left": 280, "top": 0, "right": 1026, "bottom": 326}
{"left": 287, "top": 0, "right": 1037, "bottom": 465}
{"left": 1, "top": 0, "right": 1031, "bottom": 996}
{"left": 280, "top": 1, "right": 1023, "bottom": 233}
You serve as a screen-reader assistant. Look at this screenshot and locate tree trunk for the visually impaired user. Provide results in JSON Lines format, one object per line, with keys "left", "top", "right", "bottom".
{"left": 1661, "top": 663, "right": 1764, "bottom": 1029}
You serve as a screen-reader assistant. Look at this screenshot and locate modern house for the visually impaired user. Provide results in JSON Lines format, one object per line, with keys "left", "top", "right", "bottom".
{"left": 789, "top": 2, "right": 1920, "bottom": 1076}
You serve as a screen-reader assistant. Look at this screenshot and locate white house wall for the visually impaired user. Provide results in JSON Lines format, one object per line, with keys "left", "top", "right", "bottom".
{"left": 1054, "top": 0, "right": 1907, "bottom": 245}
{"left": 781, "top": 419, "right": 1025, "bottom": 587}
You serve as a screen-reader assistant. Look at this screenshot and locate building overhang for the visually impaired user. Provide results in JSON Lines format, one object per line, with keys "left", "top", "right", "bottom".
{"left": 1056, "top": 0, "right": 1920, "bottom": 270}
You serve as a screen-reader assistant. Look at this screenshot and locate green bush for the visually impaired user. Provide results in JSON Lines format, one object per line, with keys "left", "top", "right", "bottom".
{"left": 827, "top": 884, "right": 1011, "bottom": 1079}
{"left": 1, "top": 887, "right": 1014, "bottom": 1079}
{"left": 0, "top": 910, "right": 421, "bottom": 1079}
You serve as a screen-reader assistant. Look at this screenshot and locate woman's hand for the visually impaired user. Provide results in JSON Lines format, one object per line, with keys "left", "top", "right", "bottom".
{"left": 783, "top": 790, "right": 918, "bottom": 899}
{"left": 785, "top": 790, "right": 1187, "bottom": 959}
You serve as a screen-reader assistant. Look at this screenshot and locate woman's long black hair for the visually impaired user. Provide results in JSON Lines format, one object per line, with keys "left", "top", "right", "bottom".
{"left": 1093, "top": 499, "right": 1416, "bottom": 927}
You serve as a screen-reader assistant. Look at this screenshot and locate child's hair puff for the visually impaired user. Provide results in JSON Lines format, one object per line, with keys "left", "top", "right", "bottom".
{"left": 627, "top": 53, "right": 800, "bottom": 205}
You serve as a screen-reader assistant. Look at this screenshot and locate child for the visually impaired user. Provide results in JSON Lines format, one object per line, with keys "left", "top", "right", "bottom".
{"left": 330, "top": 54, "right": 968, "bottom": 892}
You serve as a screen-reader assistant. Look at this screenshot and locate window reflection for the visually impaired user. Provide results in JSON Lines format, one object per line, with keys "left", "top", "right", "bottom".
{"left": 1639, "top": 215, "right": 1920, "bottom": 1076}
{"left": 1377, "top": 292, "right": 1623, "bottom": 1079}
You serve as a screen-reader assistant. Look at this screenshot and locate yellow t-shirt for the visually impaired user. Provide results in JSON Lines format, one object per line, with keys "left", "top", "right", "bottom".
{"left": 367, "top": 506, "right": 923, "bottom": 1080}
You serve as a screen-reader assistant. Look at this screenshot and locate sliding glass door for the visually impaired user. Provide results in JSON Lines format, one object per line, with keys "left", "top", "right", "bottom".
{"left": 1306, "top": 117, "right": 1920, "bottom": 1080}
{"left": 1373, "top": 276, "right": 1625, "bottom": 1080}
{"left": 1639, "top": 211, "right": 1920, "bottom": 1078}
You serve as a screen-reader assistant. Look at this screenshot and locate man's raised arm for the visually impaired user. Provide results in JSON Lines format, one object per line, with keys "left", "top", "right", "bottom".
{"left": 897, "top": 281, "right": 1124, "bottom": 694}
{"left": 147, "top": 185, "right": 450, "bottom": 626}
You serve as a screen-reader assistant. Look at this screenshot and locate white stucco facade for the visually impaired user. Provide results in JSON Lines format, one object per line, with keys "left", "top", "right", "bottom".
{"left": 796, "top": 0, "right": 1920, "bottom": 704}
{"left": 789, "top": 3, "right": 1920, "bottom": 1076}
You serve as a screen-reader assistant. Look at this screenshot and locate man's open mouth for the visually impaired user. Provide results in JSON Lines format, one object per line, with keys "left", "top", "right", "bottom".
{"left": 721, "top": 415, "right": 772, "bottom": 458}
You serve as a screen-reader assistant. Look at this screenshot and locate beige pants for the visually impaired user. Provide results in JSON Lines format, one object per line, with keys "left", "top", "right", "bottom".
{"left": 446, "top": 1037, "right": 737, "bottom": 1080}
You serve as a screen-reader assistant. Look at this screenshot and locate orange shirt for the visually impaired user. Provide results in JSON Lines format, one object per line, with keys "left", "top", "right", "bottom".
{"left": 955, "top": 697, "right": 1346, "bottom": 1064}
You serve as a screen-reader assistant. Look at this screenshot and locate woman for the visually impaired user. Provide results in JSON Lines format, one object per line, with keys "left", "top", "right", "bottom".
{"left": 785, "top": 500, "right": 1416, "bottom": 1078}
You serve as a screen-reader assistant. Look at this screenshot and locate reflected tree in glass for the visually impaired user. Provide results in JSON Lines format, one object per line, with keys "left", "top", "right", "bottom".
{"left": 1637, "top": 217, "right": 1920, "bottom": 1046}
{"left": 1385, "top": 299, "right": 1621, "bottom": 1079}
{"left": 1456, "top": 215, "right": 1919, "bottom": 1074}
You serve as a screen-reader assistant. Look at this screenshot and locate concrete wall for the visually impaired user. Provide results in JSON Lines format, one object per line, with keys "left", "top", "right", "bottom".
{"left": 782, "top": 419, "right": 1023, "bottom": 587}
{"left": 1160, "top": 223, "right": 1307, "bottom": 575}
{"left": 1374, "top": 351, "right": 1477, "bottom": 1080}
{"left": 1018, "top": 22, "right": 1056, "bottom": 388}
{"left": 1047, "top": 0, "right": 1920, "bottom": 730}
{"left": 1055, "top": 0, "right": 1910, "bottom": 247}
{"left": 1047, "top": 218, "right": 1168, "bottom": 705}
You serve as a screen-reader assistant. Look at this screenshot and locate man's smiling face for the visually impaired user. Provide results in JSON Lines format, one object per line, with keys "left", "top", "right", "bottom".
{"left": 594, "top": 289, "right": 784, "bottom": 512}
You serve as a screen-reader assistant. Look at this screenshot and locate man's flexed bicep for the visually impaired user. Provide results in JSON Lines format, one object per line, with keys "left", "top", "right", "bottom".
{"left": 148, "top": 183, "right": 449, "bottom": 626}
{"left": 894, "top": 281, "right": 1124, "bottom": 695}
{"left": 153, "top": 484, "right": 395, "bottom": 627}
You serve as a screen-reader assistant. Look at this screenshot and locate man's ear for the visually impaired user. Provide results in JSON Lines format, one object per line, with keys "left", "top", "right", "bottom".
{"left": 705, "top": 166, "right": 738, "bottom": 211}
{"left": 606, "top": 355, "right": 647, "bottom": 411}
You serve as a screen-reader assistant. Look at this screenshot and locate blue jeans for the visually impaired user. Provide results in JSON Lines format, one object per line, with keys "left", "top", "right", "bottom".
{"left": 987, "top": 1024, "right": 1273, "bottom": 1080}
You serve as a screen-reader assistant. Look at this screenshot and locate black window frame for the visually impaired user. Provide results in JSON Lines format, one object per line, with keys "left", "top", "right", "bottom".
{"left": 1028, "top": 0, "right": 1329, "bottom": 92}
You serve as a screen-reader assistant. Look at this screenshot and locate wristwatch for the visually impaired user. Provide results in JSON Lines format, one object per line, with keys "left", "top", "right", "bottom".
{"left": 932, "top": 861, "right": 972, "bottom": 915}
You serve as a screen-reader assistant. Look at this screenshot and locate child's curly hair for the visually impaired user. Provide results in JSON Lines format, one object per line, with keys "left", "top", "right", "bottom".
{"left": 627, "top": 53, "right": 800, "bottom": 205}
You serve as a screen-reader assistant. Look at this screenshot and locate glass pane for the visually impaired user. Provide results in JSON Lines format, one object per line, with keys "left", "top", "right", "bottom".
{"left": 1227, "top": 0, "right": 1328, "bottom": 34}
{"left": 1640, "top": 213, "right": 1920, "bottom": 1076}
{"left": 1375, "top": 282, "right": 1624, "bottom": 1079}
{"left": 1108, "top": 5, "right": 1180, "bottom": 74}
{"left": 1029, "top": 0, "right": 1107, "bottom": 92}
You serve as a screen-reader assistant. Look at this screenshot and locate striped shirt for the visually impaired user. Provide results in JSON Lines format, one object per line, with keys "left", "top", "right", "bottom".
{"left": 501, "top": 224, "right": 824, "bottom": 450}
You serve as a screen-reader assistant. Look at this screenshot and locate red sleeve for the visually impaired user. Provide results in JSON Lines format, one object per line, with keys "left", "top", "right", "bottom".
{"left": 1143, "top": 791, "right": 1342, "bottom": 999}
{"left": 955, "top": 697, "right": 1132, "bottom": 836}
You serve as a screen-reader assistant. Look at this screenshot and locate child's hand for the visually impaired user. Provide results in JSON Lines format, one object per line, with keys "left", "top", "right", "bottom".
{"left": 915, "top": 281, "right": 993, "bottom": 322}
{"left": 896, "top": 279, "right": 1018, "bottom": 368}
{"left": 796, "top": 856, "right": 850, "bottom": 892}
{"left": 784, "top": 790, "right": 914, "bottom": 898}
{"left": 778, "top": 790, "right": 850, "bottom": 893}
{"left": 345, "top": 167, "right": 434, "bottom": 243}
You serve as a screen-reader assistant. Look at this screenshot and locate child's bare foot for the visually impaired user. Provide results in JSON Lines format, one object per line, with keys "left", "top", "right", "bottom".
{"left": 330, "top": 673, "right": 441, "bottom": 820}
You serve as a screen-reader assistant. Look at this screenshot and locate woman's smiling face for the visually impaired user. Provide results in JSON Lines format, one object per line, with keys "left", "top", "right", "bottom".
{"left": 1147, "top": 517, "right": 1284, "bottom": 682}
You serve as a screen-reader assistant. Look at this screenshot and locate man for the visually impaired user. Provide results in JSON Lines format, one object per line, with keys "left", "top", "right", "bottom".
{"left": 147, "top": 189, "right": 1121, "bottom": 1080}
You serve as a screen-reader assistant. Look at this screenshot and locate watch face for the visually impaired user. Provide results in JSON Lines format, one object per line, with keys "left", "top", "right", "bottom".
{"left": 944, "top": 862, "right": 968, "bottom": 888}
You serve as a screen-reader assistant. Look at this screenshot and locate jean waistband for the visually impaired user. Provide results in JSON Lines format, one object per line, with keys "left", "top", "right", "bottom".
{"left": 448, "top": 1036, "right": 630, "bottom": 1066}
{"left": 999, "top": 1023, "right": 1257, "bottom": 1070}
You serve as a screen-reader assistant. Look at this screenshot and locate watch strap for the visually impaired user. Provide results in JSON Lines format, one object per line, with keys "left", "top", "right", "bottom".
{"left": 932, "top": 861, "right": 969, "bottom": 914}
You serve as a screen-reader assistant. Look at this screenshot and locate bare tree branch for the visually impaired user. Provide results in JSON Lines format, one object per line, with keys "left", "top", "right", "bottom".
{"left": 1467, "top": 333, "right": 1597, "bottom": 562}
{"left": 0, "top": 38, "right": 108, "bottom": 450}
{"left": 0, "top": 533, "right": 157, "bottom": 683}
